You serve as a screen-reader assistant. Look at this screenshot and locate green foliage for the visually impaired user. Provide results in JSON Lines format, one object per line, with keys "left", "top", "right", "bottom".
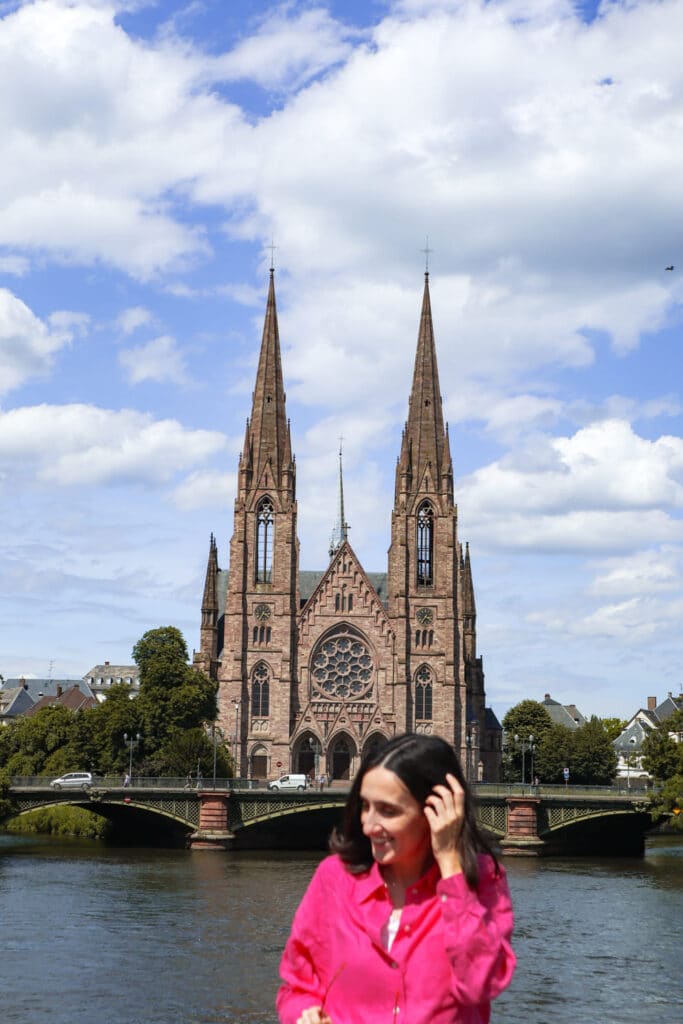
{"left": 534, "top": 724, "right": 575, "bottom": 783}
{"left": 133, "top": 626, "right": 188, "bottom": 672}
{"left": 1, "top": 626, "right": 219, "bottom": 784}
{"left": 531, "top": 717, "right": 618, "bottom": 785}
{"left": 502, "top": 701, "right": 554, "bottom": 782}
{"left": 5, "top": 805, "right": 112, "bottom": 839}
{"left": 648, "top": 774, "right": 683, "bottom": 830}
{"left": 0, "top": 766, "right": 14, "bottom": 820}
{"left": 571, "top": 716, "right": 618, "bottom": 785}
{"left": 598, "top": 717, "right": 627, "bottom": 742}
{"left": 641, "top": 722, "right": 683, "bottom": 782}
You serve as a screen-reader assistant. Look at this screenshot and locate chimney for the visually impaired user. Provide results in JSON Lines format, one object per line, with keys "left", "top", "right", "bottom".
{"left": 647, "top": 696, "right": 657, "bottom": 711}
{"left": 544, "top": 693, "right": 550, "bottom": 701}
{"left": 57, "top": 685, "right": 63, "bottom": 697}
{"left": 105, "top": 660, "right": 110, "bottom": 666}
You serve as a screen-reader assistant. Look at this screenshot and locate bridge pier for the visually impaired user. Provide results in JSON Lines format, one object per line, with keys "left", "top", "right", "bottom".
{"left": 189, "top": 792, "right": 234, "bottom": 850}
{"left": 500, "top": 795, "right": 545, "bottom": 856}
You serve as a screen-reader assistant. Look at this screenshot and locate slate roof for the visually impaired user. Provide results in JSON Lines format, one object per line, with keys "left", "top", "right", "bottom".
{"left": 541, "top": 693, "right": 586, "bottom": 730}
{"left": 4, "top": 678, "right": 94, "bottom": 702}
{"left": 216, "top": 568, "right": 390, "bottom": 612}
{"left": 23, "top": 684, "right": 98, "bottom": 717}
{"left": 0, "top": 686, "right": 34, "bottom": 720}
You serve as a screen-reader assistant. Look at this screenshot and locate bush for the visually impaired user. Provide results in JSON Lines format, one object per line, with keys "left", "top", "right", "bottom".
{"left": 4, "top": 805, "right": 112, "bottom": 839}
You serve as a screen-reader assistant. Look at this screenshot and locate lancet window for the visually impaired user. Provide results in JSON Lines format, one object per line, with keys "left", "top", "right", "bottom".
{"left": 252, "top": 662, "right": 270, "bottom": 717}
{"left": 417, "top": 502, "right": 434, "bottom": 586}
{"left": 415, "top": 664, "right": 433, "bottom": 721}
{"left": 256, "top": 497, "right": 274, "bottom": 583}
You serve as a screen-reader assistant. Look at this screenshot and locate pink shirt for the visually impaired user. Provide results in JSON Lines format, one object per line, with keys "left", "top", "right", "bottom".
{"left": 277, "top": 853, "right": 516, "bottom": 1024}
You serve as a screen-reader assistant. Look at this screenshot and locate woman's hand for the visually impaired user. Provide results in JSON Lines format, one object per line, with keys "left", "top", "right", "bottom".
{"left": 296, "top": 1008, "right": 332, "bottom": 1024}
{"left": 423, "top": 772, "right": 465, "bottom": 878}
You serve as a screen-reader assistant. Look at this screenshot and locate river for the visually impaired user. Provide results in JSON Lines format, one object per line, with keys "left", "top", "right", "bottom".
{"left": 0, "top": 832, "right": 681, "bottom": 1023}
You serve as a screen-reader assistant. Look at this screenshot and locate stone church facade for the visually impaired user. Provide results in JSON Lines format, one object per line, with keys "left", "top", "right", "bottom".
{"left": 194, "top": 270, "right": 502, "bottom": 783}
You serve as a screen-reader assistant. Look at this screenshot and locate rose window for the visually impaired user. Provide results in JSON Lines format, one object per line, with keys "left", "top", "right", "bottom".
{"left": 310, "top": 630, "right": 373, "bottom": 699}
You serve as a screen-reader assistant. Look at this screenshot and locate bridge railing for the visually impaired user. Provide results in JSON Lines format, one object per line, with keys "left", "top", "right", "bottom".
{"left": 9, "top": 776, "right": 264, "bottom": 791}
{"left": 474, "top": 782, "right": 652, "bottom": 798}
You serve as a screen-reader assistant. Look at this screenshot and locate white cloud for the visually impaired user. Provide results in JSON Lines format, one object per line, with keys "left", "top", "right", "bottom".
{"left": 0, "top": 404, "right": 227, "bottom": 486}
{"left": 214, "top": 5, "right": 359, "bottom": 92}
{"left": 116, "top": 306, "right": 153, "bottom": 335}
{"left": 119, "top": 334, "right": 188, "bottom": 385}
{"left": 0, "top": 287, "right": 76, "bottom": 394}
{"left": 590, "top": 548, "right": 681, "bottom": 596}
{"left": 459, "top": 419, "right": 683, "bottom": 552}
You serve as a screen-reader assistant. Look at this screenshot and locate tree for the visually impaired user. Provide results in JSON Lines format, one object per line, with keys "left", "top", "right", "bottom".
{"left": 534, "top": 724, "right": 575, "bottom": 783}
{"left": 598, "top": 717, "right": 627, "bottom": 742}
{"left": 502, "top": 701, "right": 554, "bottom": 782}
{"left": 133, "top": 626, "right": 189, "bottom": 672}
{"left": 648, "top": 774, "right": 683, "bottom": 832}
{"left": 133, "top": 626, "right": 218, "bottom": 768}
{"left": 571, "top": 716, "right": 618, "bottom": 785}
{"left": 641, "top": 723, "right": 683, "bottom": 782}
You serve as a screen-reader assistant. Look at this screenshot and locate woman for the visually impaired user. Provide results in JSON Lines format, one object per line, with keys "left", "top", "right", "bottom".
{"left": 277, "top": 733, "right": 516, "bottom": 1024}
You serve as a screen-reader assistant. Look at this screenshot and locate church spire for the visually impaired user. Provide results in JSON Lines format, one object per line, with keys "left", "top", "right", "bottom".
{"left": 239, "top": 269, "right": 295, "bottom": 502}
{"left": 396, "top": 273, "right": 453, "bottom": 506}
{"left": 329, "top": 441, "right": 349, "bottom": 559}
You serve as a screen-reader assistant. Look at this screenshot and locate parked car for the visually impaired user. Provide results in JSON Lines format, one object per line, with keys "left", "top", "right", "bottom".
{"left": 50, "top": 772, "right": 93, "bottom": 791}
{"left": 267, "top": 773, "right": 309, "bottom": 791}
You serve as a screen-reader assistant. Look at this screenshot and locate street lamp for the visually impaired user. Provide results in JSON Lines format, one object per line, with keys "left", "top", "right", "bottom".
{"left": 123, "top": 731, "right": 141, "bottom": 783}
{"left": 212, "top": 722, "right": 224, "bottom": 788}
{"left": 233, "top": 700, "right": 240, "bottom": 776}
{"left": 309, "top": 736, "right": 321, "bottom": 781}
{"left": 514, "top": 734, "right": 534, "bottom": 785}
{"left": 626, "top": 736, "right": 637, "bottom": 789}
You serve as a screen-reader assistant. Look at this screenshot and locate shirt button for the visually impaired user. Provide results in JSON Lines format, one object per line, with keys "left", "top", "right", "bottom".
{"left": 391, "top": 961, "right": 399, "bottom": 969}
{"left": 440, "top": 894, "right": 448, "bottom": 902}
{"left": 404, "top": 925, "right": 411, "bottom": 933}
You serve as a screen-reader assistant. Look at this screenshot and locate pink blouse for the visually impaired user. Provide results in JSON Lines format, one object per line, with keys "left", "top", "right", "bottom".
{"left": 277, "top": 853, "right": 516, "bottom": 1024}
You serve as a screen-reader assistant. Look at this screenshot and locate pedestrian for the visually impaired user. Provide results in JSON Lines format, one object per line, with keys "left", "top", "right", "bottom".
{"left": 277, "top": 733, "right": 515, "bottom": 1024}
{"left": 123, "top": 773, "right": 130, "bottom": 788}
{"left": 185, "top": 772, "right": 193, "bottom": 790}
{"left": 318, "top": 773, "right": 325, "bottom": 791}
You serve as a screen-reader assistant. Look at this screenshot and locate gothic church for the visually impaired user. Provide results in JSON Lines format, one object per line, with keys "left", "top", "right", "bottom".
{"left": 194, "top": 270, "right": 502, "bottom": 782}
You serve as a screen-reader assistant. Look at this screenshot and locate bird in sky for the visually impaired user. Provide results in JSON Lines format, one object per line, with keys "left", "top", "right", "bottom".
{"left": 665, "top": 265, "right": 674, "bottom": 271}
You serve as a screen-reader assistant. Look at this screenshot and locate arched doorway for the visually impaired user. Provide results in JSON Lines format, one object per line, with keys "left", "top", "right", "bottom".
{"left": 296, "top": 733, "right": 322, "bottom": 782}
{"left": 362, "top": 731, "right": 388, "bottom": 761}
{"left": 250, "top": 744, "right": 268, "bottom": 781}
{"left": 329, "top": 734, "right": 354, "bottom": 781}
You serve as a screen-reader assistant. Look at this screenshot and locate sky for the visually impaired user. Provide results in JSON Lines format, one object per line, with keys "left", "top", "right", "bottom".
{"left": 1, "top": 0, "right": 682, "bottom": 724}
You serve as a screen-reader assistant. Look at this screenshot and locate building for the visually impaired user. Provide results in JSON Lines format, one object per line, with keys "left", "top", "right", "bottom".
{"left": 194, "top": 270, "right": 502, "bottom": 782}
{"left": 23, "top": 684, "right": 98, "bottom": 717}
{"left": 613, "top": 693, "right": 683, "bottom": 787}
{"left": 83, "top": 662, "right": 140, "bottom": 702}
{"left": 540, "top": 693, "right": 586, "bottom": 730}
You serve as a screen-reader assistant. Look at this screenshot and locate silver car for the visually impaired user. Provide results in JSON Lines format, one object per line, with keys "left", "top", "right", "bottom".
{"left": 50, "top": 772, "right": 93, "bottom": 791}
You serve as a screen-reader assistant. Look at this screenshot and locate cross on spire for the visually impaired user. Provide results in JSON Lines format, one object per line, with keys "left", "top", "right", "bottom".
{"left": 266, "top": 238, "right": 277, "bottom": 272}
{"left": 420, "top": 236, "right": 433, "bottom": 274}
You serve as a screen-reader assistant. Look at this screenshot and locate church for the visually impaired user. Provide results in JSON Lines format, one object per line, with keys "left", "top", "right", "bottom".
{"left": 193, "top": 269, "right": 502, "bottom": 783}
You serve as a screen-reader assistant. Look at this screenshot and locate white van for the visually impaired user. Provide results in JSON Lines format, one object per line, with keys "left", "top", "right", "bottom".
{"left": 268, "top": 774, "right": 309, "bottom": 791}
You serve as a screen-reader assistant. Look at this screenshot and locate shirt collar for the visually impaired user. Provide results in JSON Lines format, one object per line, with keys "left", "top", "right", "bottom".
{"left": 355, "top": 859, "right": 441, "bottom": 904}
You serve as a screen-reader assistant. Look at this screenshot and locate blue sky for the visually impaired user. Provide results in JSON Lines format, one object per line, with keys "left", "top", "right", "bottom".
{"left": 1, "top": 0, "right": 682, "bottom": 723}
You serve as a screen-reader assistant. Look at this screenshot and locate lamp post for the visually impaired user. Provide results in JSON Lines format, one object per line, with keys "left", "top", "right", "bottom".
{"left": 309, "top": 736, "right": 320, "bottom": 782}
{"left": 514, "top": 734, "right": 534, "bottom": 785}
{"left": 212, "top": 723, "right": 224, "bottom": 788}
{"left": 465, "top": 733, "right": 472, "bottom": 782}
{"left": 123, "top": 731, "right": 141, "bottom": 783}
{"left": 626, "top": 736, "right": 637, "bottom": 789}
{"left": 232, "top": 700, "right": 240, "bottom": 777}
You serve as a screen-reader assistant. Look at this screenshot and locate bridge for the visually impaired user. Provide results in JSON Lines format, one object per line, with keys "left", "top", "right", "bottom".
{"left": 5, "top": 778, "right": 655, "bottom": 856}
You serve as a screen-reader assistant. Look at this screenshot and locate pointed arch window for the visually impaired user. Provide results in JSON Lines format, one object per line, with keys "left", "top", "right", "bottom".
{"left": 256, "top": 497, "right": 274, "bottom": 583}
{"left": 252, "top": 662, "right": 270, "bottom": 717}
{"left": 417, "top": 502, "right": 434, "bottom": 586}
{"left": 415, "top": 664, "right": 433, "bottom": 721}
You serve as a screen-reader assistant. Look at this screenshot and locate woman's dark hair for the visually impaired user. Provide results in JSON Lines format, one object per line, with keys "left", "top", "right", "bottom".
{"left": 329, "top": 733, "right": 497, "bottom": 889}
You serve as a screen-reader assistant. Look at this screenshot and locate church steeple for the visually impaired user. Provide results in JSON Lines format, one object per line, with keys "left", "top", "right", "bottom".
{"left": 239, "top": 268, "right": 295, "bottom": 504}
{"left": 329, "top": 442, "right": 349, "bottom": 559}
{"left": 195, "top": 532, "right": 219, "bottom": 672}
{"left": 395, "top": 273, "right": 453, "bottom": 507}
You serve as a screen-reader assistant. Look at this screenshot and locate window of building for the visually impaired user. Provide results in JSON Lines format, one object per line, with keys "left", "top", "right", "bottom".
{"left": 417, "top": 502, "right": 434, "bottom": 586}
{"left": 252, "top": 662, "right": 270, "bottom": 717}
{"left": 415, "top": 664, "right": 433, "bottom": 720}
{"left": 310, "top": 626, "right": 373, "bottom": 700}
{"left": 256, "top": 497, "right": 274, "bottom": 583}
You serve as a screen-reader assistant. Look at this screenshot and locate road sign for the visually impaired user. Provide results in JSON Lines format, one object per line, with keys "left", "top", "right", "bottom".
{"left": 276, "top": 760, "right": 282, "bottom": 768}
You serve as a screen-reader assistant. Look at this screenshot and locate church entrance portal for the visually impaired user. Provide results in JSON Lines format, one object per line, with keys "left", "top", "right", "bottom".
{"left": 330, "top": 736, "right": 352, "bottom": 780}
